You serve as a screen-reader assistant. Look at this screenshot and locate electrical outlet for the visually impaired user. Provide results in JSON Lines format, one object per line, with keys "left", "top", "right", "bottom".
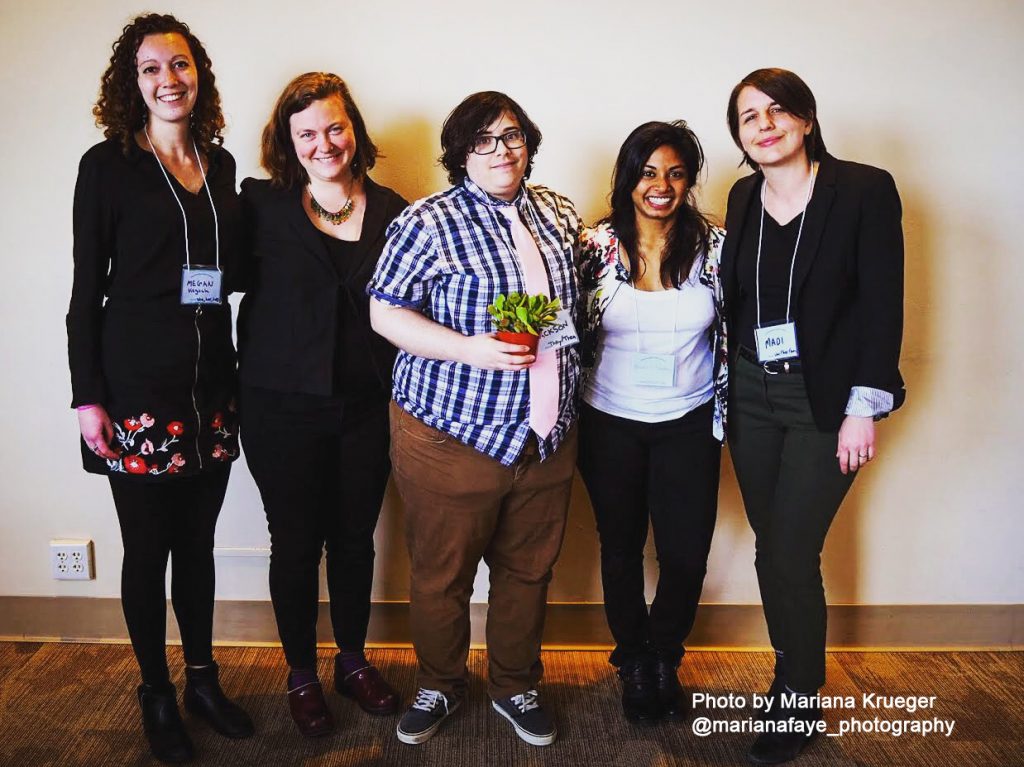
{"left": 50, "top": 539, "right": 95, "bottom": 580}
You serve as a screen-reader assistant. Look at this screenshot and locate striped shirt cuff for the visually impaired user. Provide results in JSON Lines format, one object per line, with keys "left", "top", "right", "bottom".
{"left": 845, "top": 386, "right": 894, "bottom": 418}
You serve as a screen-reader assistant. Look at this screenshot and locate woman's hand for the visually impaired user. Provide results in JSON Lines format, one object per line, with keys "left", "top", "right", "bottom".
{"left": 78, "top": 405, "right": 120, "bottom": 460}
{"left": 458, "top": 333, "right": 535, "bottom": 371}
{"left": 836, "top": 415, "right": 875, "bottom": 475}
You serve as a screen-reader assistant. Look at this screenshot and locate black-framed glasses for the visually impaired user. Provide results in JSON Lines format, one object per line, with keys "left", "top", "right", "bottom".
{"left": 470, "top": 129, "right": 526, "bottom": 155}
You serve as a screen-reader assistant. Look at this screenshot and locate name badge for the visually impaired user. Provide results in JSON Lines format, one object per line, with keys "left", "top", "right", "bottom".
{"left": 181, "top": 265, "right": 223, "bottom": 305}
{"left": 631, "top": 352, "right": 676, "bottom": 387}
{"left": 538, "top": 310, "right": 580, "bottom": 353}
{"left": 754, "top": 321, "right": 799, "bottom": 362}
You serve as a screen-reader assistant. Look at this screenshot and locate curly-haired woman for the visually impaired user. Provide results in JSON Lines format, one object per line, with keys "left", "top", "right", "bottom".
{"left": 67, "top": 13, "right": 252, "bottom": 763}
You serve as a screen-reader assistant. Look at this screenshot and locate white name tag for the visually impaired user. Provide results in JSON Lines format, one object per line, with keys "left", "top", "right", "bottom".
{"left": 631, "top": 352, "right": 677, "bottom": 387}
{"left": 754, "top": 321, "right": 799, "bottom": 362}
{"left": 181, "top": 266, "right": 223, "bottom": 305}
{"left": 538, "top": 310, "right": 580, "bottom": 353}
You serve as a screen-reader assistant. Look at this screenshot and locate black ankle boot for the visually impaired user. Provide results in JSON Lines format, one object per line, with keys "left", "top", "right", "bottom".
{"left": 653, "top": 657, "right": 689, "bottom": 722}
{"left": 137, "top": 682, "right": 194, "bottom": 764}
{"left": 747, "top": 694, "right": 822, "bottom": 765}
{"left": 617, "top": 658, "right": 663, "bottom": 725}
{"left": 183, "top": 662, "right": 255, "bottom": 739}
{"left": 757, "top": 651, "right": 787, "bottom": 721}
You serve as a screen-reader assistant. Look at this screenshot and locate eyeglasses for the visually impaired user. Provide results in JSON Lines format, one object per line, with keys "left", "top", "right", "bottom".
{"left": 470, "top": 129, "right": 526, "bottom": 155}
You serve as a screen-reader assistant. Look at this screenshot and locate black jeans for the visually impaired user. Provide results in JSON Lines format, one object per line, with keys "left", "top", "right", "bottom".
{"left": 728, "top": 355, "right": 856, "bottom": 692}
{"left": 109, "top": 465, "right": 230, "bottom": 686}
{"left": 240, "top": 387, "right": 391, "bottom": 670}
{"left": 577, "top": 400, "right": 721, "bottom": 667}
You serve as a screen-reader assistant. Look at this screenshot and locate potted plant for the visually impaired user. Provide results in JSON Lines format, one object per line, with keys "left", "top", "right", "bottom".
{"left": 487, "top": 292, "right": 562, "bottom": 355}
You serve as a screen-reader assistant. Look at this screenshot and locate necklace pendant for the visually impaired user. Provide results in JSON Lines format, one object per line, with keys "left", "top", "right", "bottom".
{"left": 309, "top": 190, "right": 355, "bottom": 225}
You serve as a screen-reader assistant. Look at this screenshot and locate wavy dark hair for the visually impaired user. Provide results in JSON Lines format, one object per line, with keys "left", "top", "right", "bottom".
{"left": 727, "top": 68, "right": 826, "bottom": 170}
{"left": 439, "top": 91, "right": 542, "bottom": 186}
{"left": 260, "top": 72, "right": 379, "bottom": 190}
{"left": 93, "top": 13, "right": 224, "bottom": 155}
{"left": 604, "top": 121, "right": 713, "bottom": 289}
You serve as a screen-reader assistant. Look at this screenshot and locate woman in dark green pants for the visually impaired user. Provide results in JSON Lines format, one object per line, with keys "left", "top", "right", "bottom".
{"left": 720, "top": 68, "right": 905, "bottom": 765}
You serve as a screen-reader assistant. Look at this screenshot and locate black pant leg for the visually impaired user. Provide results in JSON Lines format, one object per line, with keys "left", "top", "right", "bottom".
{"left": 109, "top": 476, "right": 173, "bottom": 685}
{"left": 167, "top": 465, "right": 230, "bottom": 667}
{"left": 646, "top": 401, "right": 721, "bottom": 663}
{"left": 324, "top": 396, "right": 391, "bottom": 652}
{"left": 240, "top": 389, "right": 335, "bottom": 670}
{"left": 577, "top": 404, "right": 652, "bottom": 665}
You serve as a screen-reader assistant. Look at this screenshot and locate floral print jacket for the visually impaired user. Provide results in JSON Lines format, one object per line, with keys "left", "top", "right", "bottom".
{"left": 576, "top": 222, "right": 729, "bottom": 441}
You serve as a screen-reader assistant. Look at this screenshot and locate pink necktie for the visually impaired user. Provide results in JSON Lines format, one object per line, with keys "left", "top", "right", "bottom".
{"left": 499, "top": 205, "right": 559, "bottom": 438}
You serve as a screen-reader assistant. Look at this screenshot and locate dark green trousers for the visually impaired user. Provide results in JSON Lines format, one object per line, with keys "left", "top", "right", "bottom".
{"left": 728, "top": 355, "right": 855, "bottom": 692}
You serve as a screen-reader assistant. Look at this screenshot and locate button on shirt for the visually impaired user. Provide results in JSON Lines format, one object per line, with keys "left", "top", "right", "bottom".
{"left": 368, "top": 178, "right": 580, "bottom": 466}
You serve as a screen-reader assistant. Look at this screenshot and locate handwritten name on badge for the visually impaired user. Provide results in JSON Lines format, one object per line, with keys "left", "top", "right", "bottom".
{"left": 180, "top": 267, "right": 223, "bottom": 305}
{"left": 754, "top": 321, "right": 798, "bottom": 362}
{"left": 539, "top": 310, "right": 579, "bottom": 353}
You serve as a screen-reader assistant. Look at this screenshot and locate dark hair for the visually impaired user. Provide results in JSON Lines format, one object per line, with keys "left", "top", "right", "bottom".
{"left": 93, "top": 13, "right": 224, "bottom": 156}
{"left": 260, "top": 72, "right": 379, "bottom": 189}
{"left": 439, "top": 91, "right": 542, "bottom": 185}
{"left": 603, "top": 121, "right": 713, "bottom": 289}
{"left": 726, "top": 68, "right": 826, "bottom": 170}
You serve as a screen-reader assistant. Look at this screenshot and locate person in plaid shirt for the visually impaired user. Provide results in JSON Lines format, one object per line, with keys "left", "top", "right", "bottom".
{"left": 369, "top": 91, "right": 579, "bottom": 748}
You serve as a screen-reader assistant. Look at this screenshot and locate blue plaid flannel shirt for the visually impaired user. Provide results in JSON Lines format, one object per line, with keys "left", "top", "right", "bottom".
{"left": 369, "top": 178, "right": 580, "bottom": 466}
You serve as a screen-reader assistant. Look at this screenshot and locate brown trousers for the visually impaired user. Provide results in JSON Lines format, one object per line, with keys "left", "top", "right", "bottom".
{"left": 389, "top": 402, "right": 577, "bottom": 700}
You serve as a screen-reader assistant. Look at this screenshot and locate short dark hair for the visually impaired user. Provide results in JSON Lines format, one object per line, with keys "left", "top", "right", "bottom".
{"left": 260, "top": 72, "right": 378, "bottom": 189}
{"left": 604, "top": 121, "right": 714, "bottom": 289}
{"left": 439, "top": 91, "right": 542, "bottom": 186}
{"left": 726, "top": 68, "right": 826, "bottom": 170}
{"left": 93, "top": 13, "right": 224, "bottom": 156}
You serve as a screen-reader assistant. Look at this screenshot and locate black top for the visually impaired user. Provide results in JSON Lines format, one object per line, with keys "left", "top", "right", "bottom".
{"left": 237, "top": 177, "right": 407, "bottom": 401}
{"left": 735, "top": 196, "right": 804, "bottom": 352}
{"left": 67, "top": 138, "right": 242, "bottom": 478}
{"left": 721, "top": 153, "right": 906, "bottom": 430}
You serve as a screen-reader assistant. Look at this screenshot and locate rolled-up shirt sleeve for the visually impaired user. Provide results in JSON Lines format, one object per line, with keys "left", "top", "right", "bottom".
{"left": 845, "top": 385, "right": 894, "bottom": 418}
{"left": 368, "top": 208, "right": 442, "bottom": 309}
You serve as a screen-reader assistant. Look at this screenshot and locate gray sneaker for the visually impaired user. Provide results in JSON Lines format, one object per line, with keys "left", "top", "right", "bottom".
{"left": 491, "top": 689, "right": 556, "bottom": 746}
{"left": 396, "top": 688, "right": 459, "bottom": 745}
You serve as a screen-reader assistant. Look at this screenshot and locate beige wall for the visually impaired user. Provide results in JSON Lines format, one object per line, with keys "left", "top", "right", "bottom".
{"left": 1, "top": 0, "right": 1021, "bottom": 609}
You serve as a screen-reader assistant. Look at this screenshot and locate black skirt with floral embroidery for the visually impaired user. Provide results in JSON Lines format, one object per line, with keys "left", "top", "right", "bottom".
{"left": 79, "top": 300, "right": 240, "bottom": 481}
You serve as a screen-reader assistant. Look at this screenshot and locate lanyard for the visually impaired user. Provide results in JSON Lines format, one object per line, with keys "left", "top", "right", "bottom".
{"left": 145, "top": 127, "right": 220, "bottom": 270}
{"left": 755, "top": 162, "right": 818, "bottom": 327}
{"left": 631, "top": 283, "right": 679, "bottom": 353}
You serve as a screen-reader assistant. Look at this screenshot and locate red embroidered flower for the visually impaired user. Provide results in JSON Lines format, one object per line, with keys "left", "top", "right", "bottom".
{"left": 139, "top": 413, "right": 155, "bottom": 428}
{"left": 210, "top": 412, "right": 224, "bottom": 429}
{"left": 170, "top": 453, "right": 186, "bottom": 467}
{"left": 124, "top": 417, "right": 143, "bottom": 432}
{"left": 124, "top": 455, "right": 149, "bottom": 474}
{"left": 167, "top": 465, "right": 181, "bottom": 475}
{"left": 166, "top": 421, "right": 185, "bottom": 436}
{"left": 212, "top": 444, "right": 225, "bottom": 459}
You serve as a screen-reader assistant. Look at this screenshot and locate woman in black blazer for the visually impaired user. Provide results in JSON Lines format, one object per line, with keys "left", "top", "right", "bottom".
{"left": 238, "top": 72, "right": 407, "bottom": 737}
{"left": 721, "top": 68, "right": 904, "bottom": 765}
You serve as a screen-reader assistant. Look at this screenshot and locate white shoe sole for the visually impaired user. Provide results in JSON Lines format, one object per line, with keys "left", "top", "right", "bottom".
{"left": 396, "top": 700, "right": 460, "bottom": 745}
{"left": 491, "top": 700, "right": 557, "bottom": 746}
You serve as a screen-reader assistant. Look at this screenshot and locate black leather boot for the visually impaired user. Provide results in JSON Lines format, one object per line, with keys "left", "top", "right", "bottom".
{"left": 747, "top": 697, "right": 822, "bottom": 765}
{"left": 137, "top": 682, "right": 194, "bottom": 764}
{"left": 183, "top": 662, "right": 255, "bottom": 739}
{"left": 757, "top": 651, "right": 787, "bottom": 721}
{"left": 618, "top": 658, "right": 663, "bottom": 725}
{"left": 653, "top": 657, "right": 689, "bottom": 722}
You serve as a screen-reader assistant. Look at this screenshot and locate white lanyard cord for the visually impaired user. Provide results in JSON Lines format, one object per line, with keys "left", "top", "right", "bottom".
{"left": 144, "top": 127, "right": 220, "bottom": 271}
{"left": 755, "top": 161, "right": 818, "bottom": 327}
{"left": 631, "top": 282, "right": 680, "bottom": 354}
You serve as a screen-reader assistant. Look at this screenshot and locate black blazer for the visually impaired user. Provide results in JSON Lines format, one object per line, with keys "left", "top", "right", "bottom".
{"left": 237, "top": 176, "right": 407, "bottom": 396}
{"left": 721, "top": 152, "right": 905, "bottom": 430}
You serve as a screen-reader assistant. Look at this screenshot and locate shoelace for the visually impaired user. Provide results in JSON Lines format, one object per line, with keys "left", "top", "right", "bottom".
{"left": 411, "top": 688, "right": 447, "bottom": 713}
{"left": 510, "top": 689, "right": 539, "bottom": 713}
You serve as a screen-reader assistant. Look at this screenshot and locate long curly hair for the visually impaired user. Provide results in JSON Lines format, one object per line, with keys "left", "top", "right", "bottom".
{"left": 93, "top": 13, "right": 224, "bottom": 155}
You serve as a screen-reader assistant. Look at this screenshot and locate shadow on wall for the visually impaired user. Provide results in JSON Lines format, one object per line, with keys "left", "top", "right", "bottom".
{"left": 372, "top": 115, "right": 448, "bottom": 205}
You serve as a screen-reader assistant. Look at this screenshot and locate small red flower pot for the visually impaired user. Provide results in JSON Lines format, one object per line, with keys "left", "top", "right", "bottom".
{"left": 496, "top": 330, "right": 540, "bottom": 355}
